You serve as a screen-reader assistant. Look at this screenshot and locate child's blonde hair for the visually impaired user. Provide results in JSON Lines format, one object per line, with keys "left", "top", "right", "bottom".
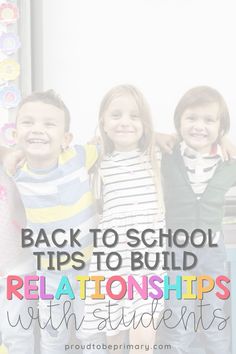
{"left": 99, "top": 84, "right": 153, "bottom": 153}
{"left": 94, "top": 84, "right": 164, "bottom": 214}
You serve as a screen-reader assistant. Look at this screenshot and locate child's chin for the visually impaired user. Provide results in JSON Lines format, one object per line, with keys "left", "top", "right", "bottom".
{"left": 27, "top": 151, "right": 50, "bottom": 159}
{"left": 189, "top": 142, "right": 211, "bottom": 153}
{"left": 27, "top": 145, "right": 49, "bottom": 153}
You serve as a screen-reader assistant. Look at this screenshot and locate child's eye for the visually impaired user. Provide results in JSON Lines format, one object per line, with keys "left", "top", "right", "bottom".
{"left": 111, "top": 112, "right": 121, "bottom": 119}
{"left": 205, "top": 117, "right": 217, "bottom": 124}
{"left": 130, "top": 113, "right": 140, "bottom": 120}
{"left": 45, "top": 122, "right": 56, "bottom": 127}
{"left": 186, "top": 116, "right": 196, "bottom": 121}
{"left": 21, "top": 120, "right": 33, "bottom": 126}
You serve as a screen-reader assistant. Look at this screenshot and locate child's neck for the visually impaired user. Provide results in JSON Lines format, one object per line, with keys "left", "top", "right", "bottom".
{"left": 26, "top": 156, "right": 58, "bottom": 171}
{"left": 182, "top": 141, "right": 217, "bottom": 156}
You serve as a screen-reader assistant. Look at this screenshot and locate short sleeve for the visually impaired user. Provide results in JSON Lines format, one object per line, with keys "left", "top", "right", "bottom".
{"left": 84, "top": 144, "right": 98, "bottom": 170}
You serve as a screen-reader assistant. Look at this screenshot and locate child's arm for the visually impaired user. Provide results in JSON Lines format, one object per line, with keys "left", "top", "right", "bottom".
{"left": 0, "top": 147, "right": 25, "bottom": 175}
{"left": 87, "top": 135, "right": 101, "bottom": 146}
{"left": 0, "top": 145, "right": 10, "bottom": 158}
{"left": 155, "top": 132, "right": 179, "bottom": 154}
{"left": 220, "top": 135, "right": 236, "bottom": 161}
{"left": 0, "top": 170, "right": 28, "bottom": 276}
{"left": 88, "top": 131, "right": 178, "bottom": 155}
{"left": 84, "top": 144, "right": 99, "bottom": 172}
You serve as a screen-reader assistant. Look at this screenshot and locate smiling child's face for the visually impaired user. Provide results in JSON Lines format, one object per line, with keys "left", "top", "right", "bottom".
{"left": 180, "top": 102, "right": 221, "bottom": 154}
{"left": 15, "top": 101, "right": 71, "bottom": 169}
{"left": 103, "top": 94, "right": 144, "bottom": 152}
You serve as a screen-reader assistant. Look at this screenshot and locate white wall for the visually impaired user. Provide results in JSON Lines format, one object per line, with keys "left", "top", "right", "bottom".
{"left": 38, "top": 0, "right": 236, "bottom": 143}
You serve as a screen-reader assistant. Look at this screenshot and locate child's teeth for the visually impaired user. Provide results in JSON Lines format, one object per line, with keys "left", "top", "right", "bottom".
{"left": 30, "top": 139, "right": 47, "bottom": 143}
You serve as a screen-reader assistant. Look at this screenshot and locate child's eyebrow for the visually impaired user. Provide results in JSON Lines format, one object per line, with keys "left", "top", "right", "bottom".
{"left": 185, "top": 113, "right": 196, "bottom": 117}
{"left": 43, "top": 118, "right": 59, "bottom": 124}
{"left": 44, "top": 117, "right": 58, "bottom": 121}
{"left": 204, "top": 115, "right": 218, "bottom": 119}
{"left": 18, "top": 115, "right": 33, "bottom": 120}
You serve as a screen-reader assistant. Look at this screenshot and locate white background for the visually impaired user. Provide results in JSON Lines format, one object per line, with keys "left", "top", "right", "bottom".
{"left": 39, "top": 0, "right": 236, "bottom": 143}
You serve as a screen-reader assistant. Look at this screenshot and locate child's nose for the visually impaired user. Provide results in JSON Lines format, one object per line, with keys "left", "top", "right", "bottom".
{"left": 120, "top": 115, "right": 130, "bottom": 125}
{"left": 31, "top": 123, "right": 45, "bottom": 133}
{"left": 193, "top": 119, "right": 204, "bottom": 130}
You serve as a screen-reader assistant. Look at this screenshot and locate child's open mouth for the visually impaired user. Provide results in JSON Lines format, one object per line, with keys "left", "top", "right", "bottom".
{"left": 116, "top": 131, "right": 135, "bottom": 134}
{"left": 190, "top": 133, "right": 207, "bottom": 138}
{"left": 27, "top": 139, "right": 49, "bottom": 144}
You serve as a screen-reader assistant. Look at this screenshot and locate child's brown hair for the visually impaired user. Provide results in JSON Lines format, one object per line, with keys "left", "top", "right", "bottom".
{"left": 174, "top": 86, "right": 230, "bottom": 138}
{"left": 17, "top": 89, "right": 71, "bottom": 131}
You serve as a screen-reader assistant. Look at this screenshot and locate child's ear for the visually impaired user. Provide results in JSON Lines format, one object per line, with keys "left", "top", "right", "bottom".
{"left": 11, "top": 128, "right": 18, "bottom": 144}
{"left": 219, "top": 129, "right": 225, "bottom": 139}
{"left": 62, "top": 132, "right": 73, "bottom": 150}
{"left": 102, "top": 119, "right": 108, "bottom": 134}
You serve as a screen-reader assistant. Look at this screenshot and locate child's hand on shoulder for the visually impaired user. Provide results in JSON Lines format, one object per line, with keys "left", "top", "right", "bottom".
{"left": 87, "top": 135, "right": 101, "bottom": 146}
{"left": 155, "top": 132, "right": 178, "bottom": 154}
{"left": 2, "top": 148, "right": 25, "bottom": 176}
{"left": 220, "top": 135, "right": 236, "bottom": 161}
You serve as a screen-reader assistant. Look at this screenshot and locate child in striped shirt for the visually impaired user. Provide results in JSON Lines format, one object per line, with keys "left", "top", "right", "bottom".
{"left": 83, "top": 85, "right": 166, "bottom": 354}
{"left": 10, "top": 90, "right": 104, "bottom": 354}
